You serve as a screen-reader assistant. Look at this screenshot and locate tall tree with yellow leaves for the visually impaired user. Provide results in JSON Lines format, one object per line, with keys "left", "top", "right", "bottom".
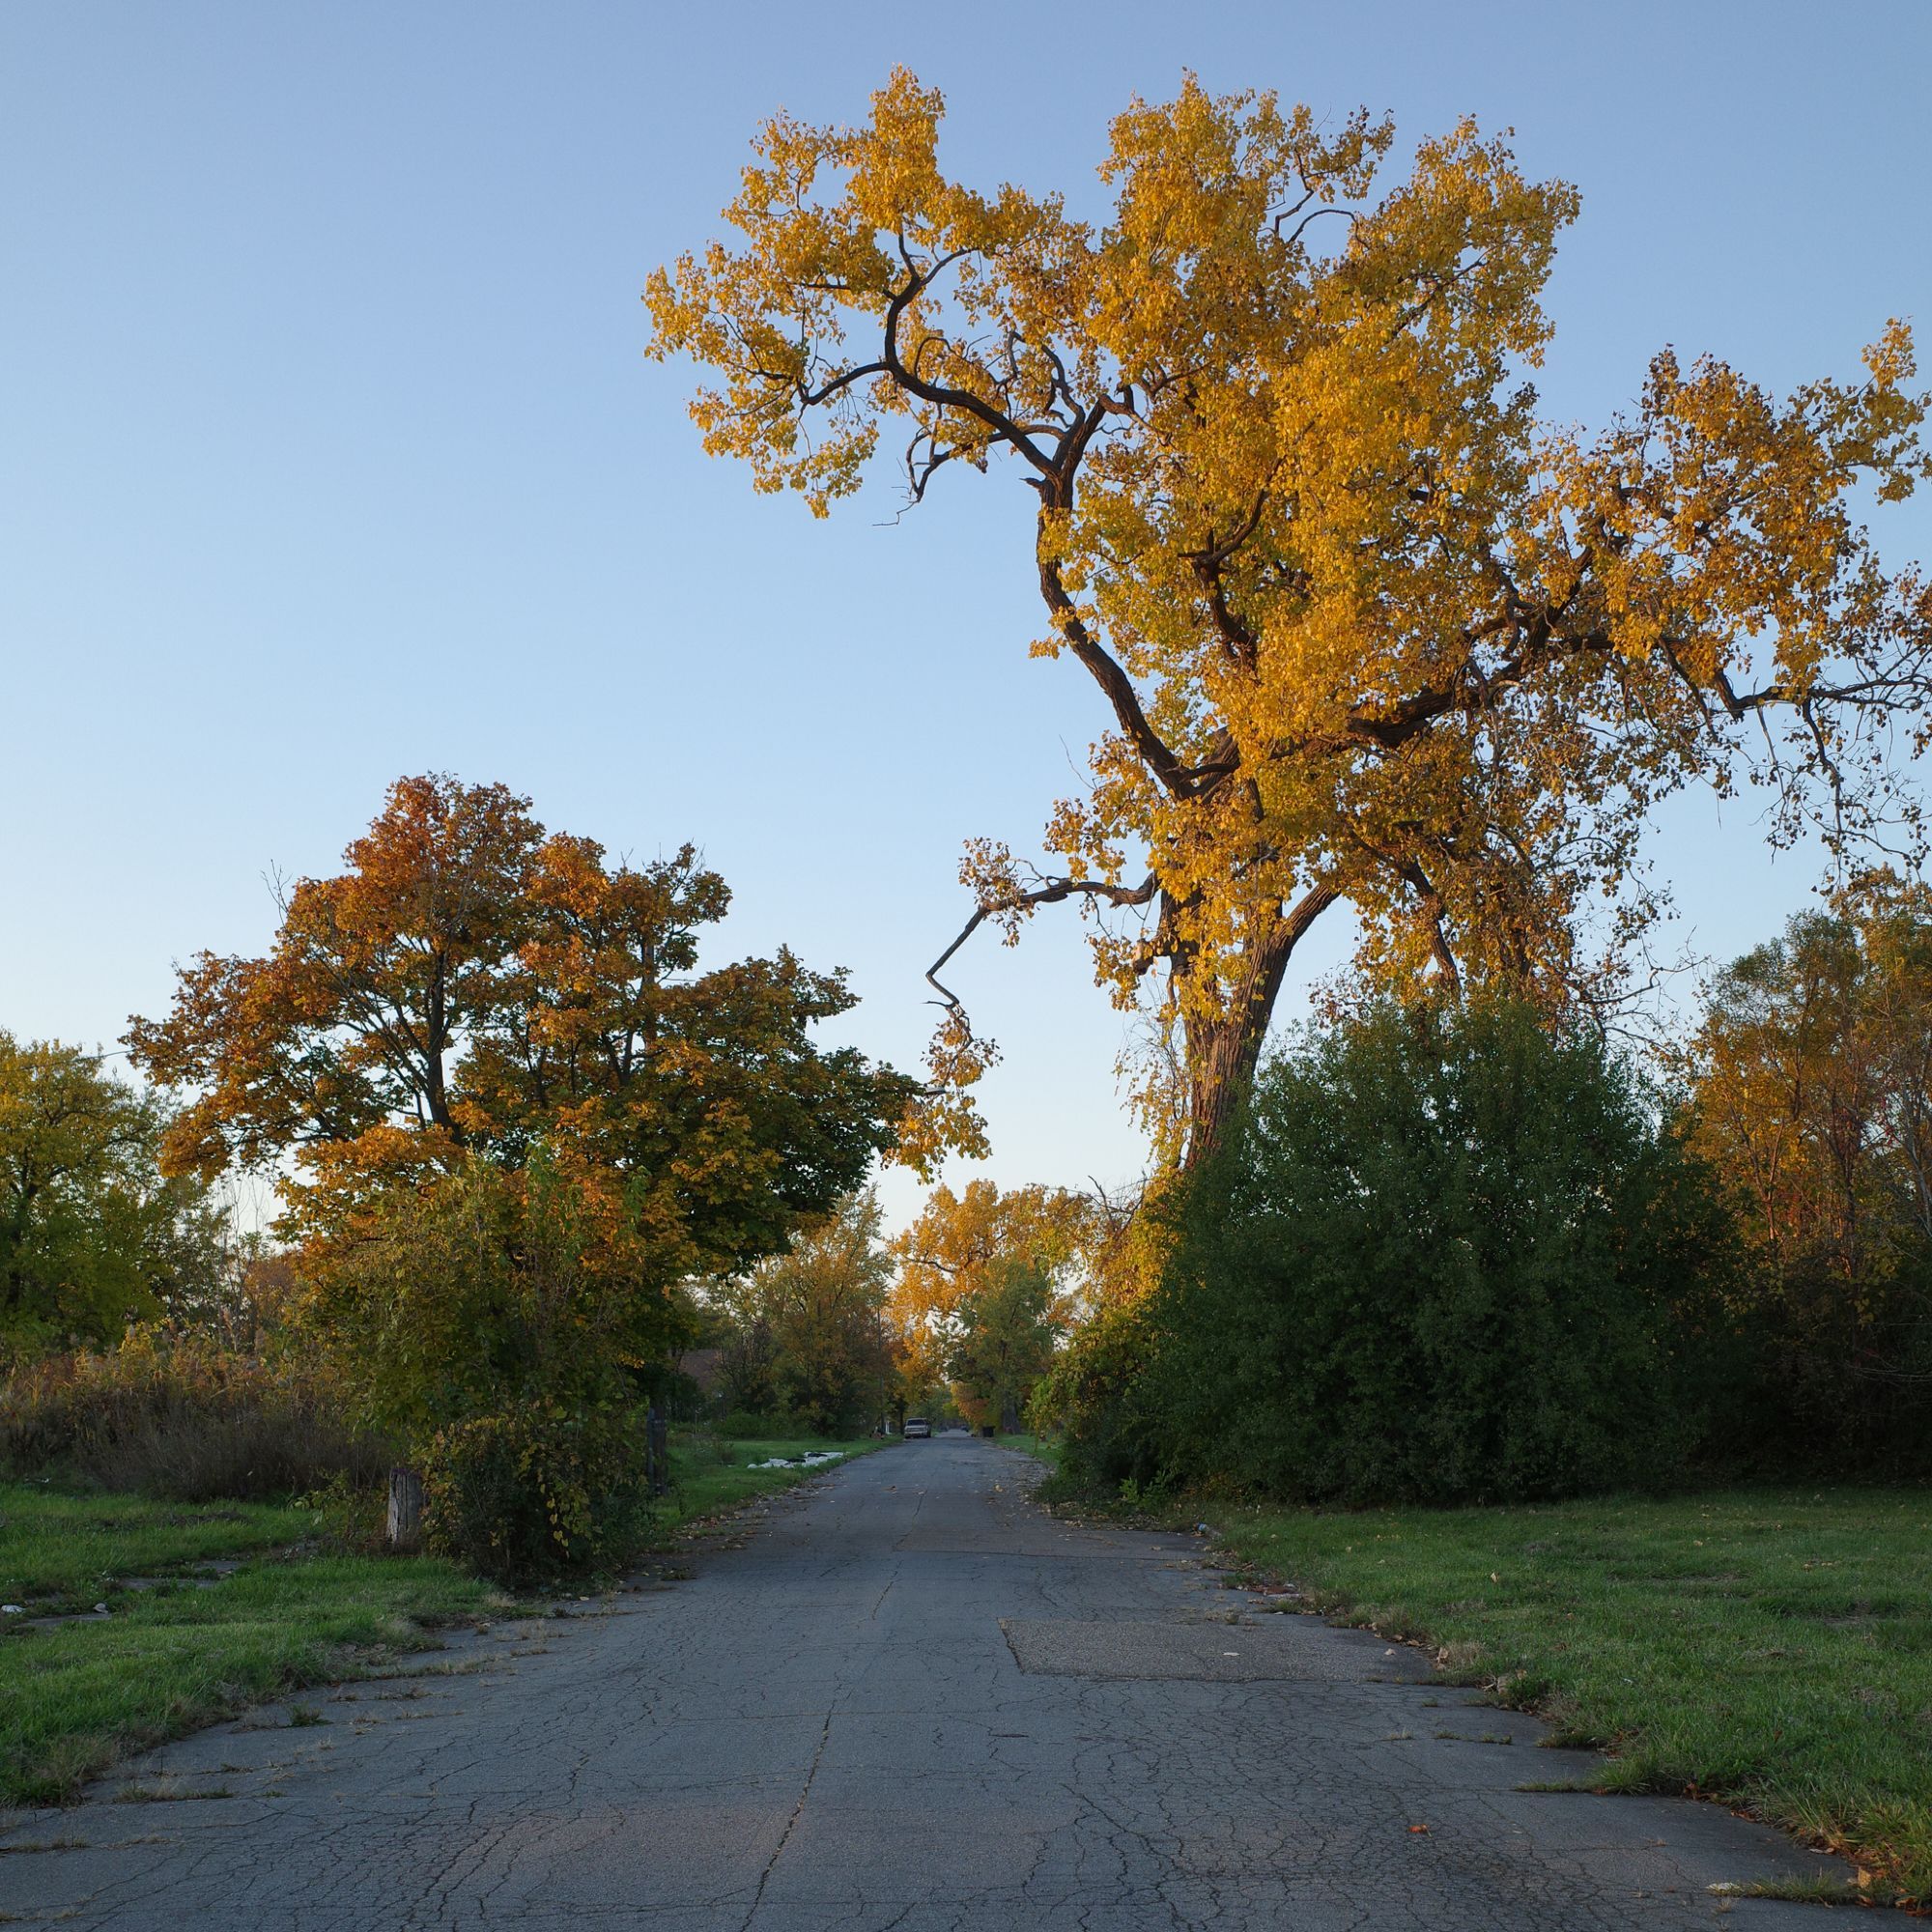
{"left": 649, "top": 71, "right": 1932, "bottom": 1164}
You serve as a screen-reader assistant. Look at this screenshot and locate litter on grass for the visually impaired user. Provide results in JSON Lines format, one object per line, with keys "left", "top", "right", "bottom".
{"left": 749, "top": 1452, "right": 847, "bottom": 1470}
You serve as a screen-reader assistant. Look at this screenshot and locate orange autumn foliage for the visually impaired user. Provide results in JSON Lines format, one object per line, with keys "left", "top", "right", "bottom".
{"left": 128, "top": 774, "right": 913, "bottom": 1288}
{"left": 126, "top": 778, "right": 914, "bottom": 1575}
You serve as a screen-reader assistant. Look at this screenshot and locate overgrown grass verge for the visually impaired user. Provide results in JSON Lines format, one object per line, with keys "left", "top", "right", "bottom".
{"left": 1, "top": 1486, "right": 319, "bottom": 1615}
{"left": 993, "top": 1433, "right": 1062, "bottom": 1470}
{"left": 1209, "top": 1487, "right": 1932, "bottom": 1904}
{"left": 0, "top": 1482, "right": 502, "bottom": 1807}
{"left": 660, "top": 1433, "right": 884, "bottom": 1532}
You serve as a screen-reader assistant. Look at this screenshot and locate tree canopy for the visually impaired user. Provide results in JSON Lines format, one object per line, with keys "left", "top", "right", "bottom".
{"left": 887, "top": 1179, "right": 1092, "bottom": 1416}
{"left": 128, "top": 774, "right": 913, "bottom": 1283}
{"left": 706, "top": 1190, "right": 893, "bottom": 1435}
{"left": 649, "top": 71, "right": 1932, "bottom": 1161}
{"left": 0, "top": 1033, "right": 222, "bottom": 1355}
{"left": 1684, "top": 884, "right": 1932, "bottom": 1448}
{"left": 125, "top": 777, "right": 914, "bottom": 1570}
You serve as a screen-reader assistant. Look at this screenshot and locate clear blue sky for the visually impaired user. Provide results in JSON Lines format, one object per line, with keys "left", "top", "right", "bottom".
{"left": 4, "top": 1, "right": 1929, "bottom": 1224}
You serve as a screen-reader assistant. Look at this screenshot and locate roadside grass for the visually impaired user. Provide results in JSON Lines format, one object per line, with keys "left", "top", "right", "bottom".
{"left": 0, "top": 1482, "right": 503, "bottom": 1808}
{"left": 1, "top": 1485, "right": 319, "bottom": 1615}
{"left": 993, "top": 1432, "right": 1062, "bottom": 1470}
{"left": 1213, "top": 1487, "right": 1932, "bottom": 1902}
{"left": 662, "top": 1433, "right": 884, "bottom": 1530}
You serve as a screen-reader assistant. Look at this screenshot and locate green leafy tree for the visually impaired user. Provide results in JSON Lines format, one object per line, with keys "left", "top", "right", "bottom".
{"left": 713, "top": 1192, "right": 892, "bottom": 1435}
{"left": 949, "top": 1258, "right": 1063, "bottom": 1433}
{"left": 299, "top": 1151, "right": 668, "bottom": 1579}
{"left": 0, "top": 1033, "right": 222, "bottom": 1357}
{"left": 709, "top": 1293, "right": 781, "bottom": 1419}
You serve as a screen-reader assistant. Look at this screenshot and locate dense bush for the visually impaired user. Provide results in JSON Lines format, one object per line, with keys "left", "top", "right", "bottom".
{"left": 299, "top": 1153, "right": 679, "bottom": 1582}
{"left": 1057, "top": 1000, "right": 1737, "bottom": 1504}
{"left": 419, "top": 1409, "right": 652, "bottom": 1584}
{"left": 0, "top": 1328, "right": 386, "bottom": 1500}
{"left": 1031, "top": 1292, "right": 1157, "bottom": 1485}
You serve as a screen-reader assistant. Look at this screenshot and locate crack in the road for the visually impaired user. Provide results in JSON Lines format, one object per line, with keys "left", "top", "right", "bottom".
{"left": 736, "top": 1702, "right": 836, "bottom": 1932}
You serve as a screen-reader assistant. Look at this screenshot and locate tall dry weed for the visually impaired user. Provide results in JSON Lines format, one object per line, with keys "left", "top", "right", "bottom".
{"left": 0, "top": 1329, "right": 389, "bottom": 1500}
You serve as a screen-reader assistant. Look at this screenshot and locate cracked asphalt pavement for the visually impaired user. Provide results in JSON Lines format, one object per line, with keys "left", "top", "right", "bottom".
{"left": 2, "top": 1438, "right": 1844, "bottom": 1928}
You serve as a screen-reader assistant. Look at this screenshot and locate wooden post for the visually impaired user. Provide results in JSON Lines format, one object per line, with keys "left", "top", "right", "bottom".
{"left": 386, "top": 1466, "right": 426, "bottom": 1552}
{"left": 646, "top": 1406, "right": 669, "bottom": 1497}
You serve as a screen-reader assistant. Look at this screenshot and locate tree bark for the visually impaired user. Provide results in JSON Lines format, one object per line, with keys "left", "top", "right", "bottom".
{"left": 1182, "top": 1004, "right": 1279, "bottom": 1168}
{"left": 1179, "top": 884, "right": 1340, "bottom": 1167}
{"left": 386, "top": 1466, "right": 426, "bottom": 1552}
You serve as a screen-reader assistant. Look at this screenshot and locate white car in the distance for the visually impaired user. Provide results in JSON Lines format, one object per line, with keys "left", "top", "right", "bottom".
{"left": 901, "top": 1418, "right": 932, "bottom": 1438}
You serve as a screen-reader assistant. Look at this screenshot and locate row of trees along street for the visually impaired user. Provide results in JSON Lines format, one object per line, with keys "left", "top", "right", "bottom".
{"left": 14, "top": 861, "right": 1932, "bottom": 1531}
{"left": 683, "top": 1180, "right": 1095, "bottom": 1438}
{"left": 0, "top": 777, "right": 1094, "bottom": 1577}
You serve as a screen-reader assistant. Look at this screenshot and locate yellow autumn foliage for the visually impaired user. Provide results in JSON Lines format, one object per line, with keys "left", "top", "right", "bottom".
{"left": 651, "top": 71, "right": 1931, "bottom": 1163}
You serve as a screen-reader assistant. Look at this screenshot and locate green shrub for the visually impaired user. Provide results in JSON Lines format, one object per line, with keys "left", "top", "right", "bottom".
{"left": 0, "top": 1329, "right": 386, "bottom": 1500}
{"left": 419, "top": 1408, "right": 651, "bottom": 1584}
{"left": 1066, "top": 999, "right": 1737, "bottom": 1504}
{"left": 299, "top": 1154, "right": 687, "bottom": 1580}
{"left": 1032, "top": 1293, "right": 1160, "bottom": 1492}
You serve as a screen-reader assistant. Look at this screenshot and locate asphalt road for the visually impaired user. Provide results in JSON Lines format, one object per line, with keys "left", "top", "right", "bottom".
{"left": 3, "top": 1437, "right": 1842, "bottom": 1929}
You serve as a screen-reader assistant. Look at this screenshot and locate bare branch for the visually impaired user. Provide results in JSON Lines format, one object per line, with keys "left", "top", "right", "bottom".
{"left": 925, "top": 874, "right": 1157, "bottom": 1011}
{"left": 1277, "top": 205, "right": 1359, "bottom": 250}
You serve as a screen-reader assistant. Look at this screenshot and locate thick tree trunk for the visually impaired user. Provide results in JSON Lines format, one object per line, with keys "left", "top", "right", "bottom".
{"left": 1179, "top": 885, "right": 1339, "bottom": 1168}
{"left": 1181, "top": 1001, "right": 1281, "bottom": 1169}
{"left": 3, "top": 1188, "right": 39, "bottom": 1311}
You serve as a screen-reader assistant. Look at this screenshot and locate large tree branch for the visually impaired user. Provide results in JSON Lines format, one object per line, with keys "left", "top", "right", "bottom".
{"left": 845, "top": 264, "right": 1197, "bottom": 802}
{"left": 1034, "top": 552, "right": 1196, "bottom": 797}
{"left": 1280, "top": 878, "right": 1342, "bottom": 951}
{"left": 1398, "top": 857, "right": 1462, "bottom": 991}
{"left": 875, "top": 251, "right": 1058, "bottom": 477}
{"left": 795, "top": 259, "right": 1188, "bottom": 805}
{"left": 924, "top": 874, "right": 1158, "bottom": 1012}
{"left": 1183, "top": 493, "right": 1273, "bottom": 667}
